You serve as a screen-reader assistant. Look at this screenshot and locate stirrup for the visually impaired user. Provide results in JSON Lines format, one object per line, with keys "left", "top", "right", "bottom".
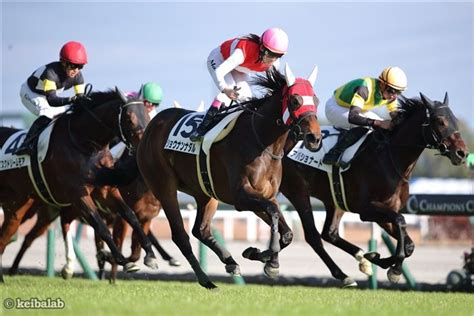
{"left": 190, "top": 133, "right": 203, "bottom": 142}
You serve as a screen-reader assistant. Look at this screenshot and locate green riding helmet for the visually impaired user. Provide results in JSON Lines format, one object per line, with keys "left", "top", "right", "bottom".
{"left": 141, "top": 82, "right": 163, "bottom": 105}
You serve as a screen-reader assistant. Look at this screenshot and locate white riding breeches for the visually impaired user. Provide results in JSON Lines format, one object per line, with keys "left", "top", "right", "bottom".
{"left": 20, "top": 82, "right": 69, "bottom": 118}
{"left": 325, "top": 96, "right": 387, "bottom": 129}
{"left": 207, "top": 48, "right": 252, "bottom": 107}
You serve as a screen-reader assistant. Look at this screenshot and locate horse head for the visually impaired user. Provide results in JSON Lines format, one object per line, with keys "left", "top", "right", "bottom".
{"left": 281, "top": 64, "right": 321, "bottom": 152}
{"left": 419, "top": 92, "right": 468, "bottom": 165}
{"left": 116, "top": 87, "right": 149, "bottom": 149}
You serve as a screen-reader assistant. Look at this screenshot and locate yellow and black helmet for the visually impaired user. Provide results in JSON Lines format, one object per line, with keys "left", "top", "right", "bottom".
{"left": 379, "top": 66, "right": 407, "bottom": 91}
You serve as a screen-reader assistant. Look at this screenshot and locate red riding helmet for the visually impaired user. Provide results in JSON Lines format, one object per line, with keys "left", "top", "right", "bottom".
{"left": 60, "top": 41, "right": 88, "bottom": 65}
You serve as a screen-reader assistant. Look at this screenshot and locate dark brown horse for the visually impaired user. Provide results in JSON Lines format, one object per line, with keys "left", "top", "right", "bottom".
{"left": 8, "top": 147, "right": 179, "bottom": 281}
{"left": 0, "top": 89, "right": 149, "bottom": 282}
{"left": 136, "top": 65, "right": 322, "bottom": 289}
{"left": 278, "top": 93, "right": 468, "bottom": 285}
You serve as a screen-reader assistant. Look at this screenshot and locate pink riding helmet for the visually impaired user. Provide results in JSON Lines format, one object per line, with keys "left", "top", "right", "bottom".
{"left": 261, "top": 27, "right": 289, "bottom": 55}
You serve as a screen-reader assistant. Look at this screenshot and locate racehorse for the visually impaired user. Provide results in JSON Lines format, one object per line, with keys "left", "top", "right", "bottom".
{"left": 8, "top": 148, "right": 179, "bottom": 281}
{"left": 278, "top": 93, "right": 468, "bottom": 285}
{"left": 0, "top": 89, "right": 150, "bottom": 282}
{"left": 136, "top": 65, "right": 322, "bottom": 289}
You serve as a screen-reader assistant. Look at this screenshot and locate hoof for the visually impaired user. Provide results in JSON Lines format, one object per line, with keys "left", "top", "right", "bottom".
{"left": 387, "top": 266, "right": 402, "bottom": 283}
{"left": 144, "top": 255, "right": 159, "bottom": 270}
{"left": 61, "top": 266, "right": 74, "bottom": 280}
{"left": 225, "top": 264, "right": 241, "bottom": 276}
{"left": 124, "top": 262, "right": 140, "bottom": 273}
{"left": 263, "top": 263, "right": 279, "bottom": 279}
{"left": 199, "top": 280, "right": 218, "bottom": 290}
{"left": 359, "top": 257, "right": 373, "bottom": 276}
{"left": 168, "top": 258, "right": 181, "bottom": 267}
{"left": 342, "top": 277, "right": 358, "bottom": 288}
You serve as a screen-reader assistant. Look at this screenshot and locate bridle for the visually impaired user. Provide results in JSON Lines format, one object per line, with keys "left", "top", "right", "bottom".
{"left": 68, "top": 94, "right": 143, "bottom": 153}
{"left": 421, "top": 106, "right": 458, "bottom": 157}
{"left": 374, "top": 105, "right": 458, "bottom": 182}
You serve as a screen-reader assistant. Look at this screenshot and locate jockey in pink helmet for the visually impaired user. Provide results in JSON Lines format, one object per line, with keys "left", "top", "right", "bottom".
{"left": 190, "top": 27, "right": 289, "bottom": 142}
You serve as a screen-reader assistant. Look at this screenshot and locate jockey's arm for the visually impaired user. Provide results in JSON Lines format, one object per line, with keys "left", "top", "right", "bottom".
{"left": 214, "top": 49, "right": 245, "bottom": 91}
{"left": 45, "top": 89, "right": 74, "bottom": 107}
{"left": 348, "top": 106, "right": 375, "bottom": 127}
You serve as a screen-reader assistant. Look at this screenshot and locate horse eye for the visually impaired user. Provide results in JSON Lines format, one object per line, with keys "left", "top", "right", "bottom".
{"left": 313, "top": 96, "right": 320, "bottom": 107}
{"left": 437, "top": 116, "right": 447, "bottom": 127}
{"left": 290, "top": 95, "right": 303, "bottom": 111}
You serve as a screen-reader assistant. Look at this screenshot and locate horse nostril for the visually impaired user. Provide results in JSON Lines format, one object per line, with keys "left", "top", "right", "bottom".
{"left": 305, "top": 133, "right": 317, "bottom": 144}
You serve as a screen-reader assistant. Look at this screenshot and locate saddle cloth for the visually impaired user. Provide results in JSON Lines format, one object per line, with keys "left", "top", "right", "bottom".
{"left": 0, "top": 123, "right": 54, "bottom": 171}
{"left": 287, "top": 126, "right": 371, "bottom": 173}
{"left": 164, "top": 110, "right": 243, "bottom": 155}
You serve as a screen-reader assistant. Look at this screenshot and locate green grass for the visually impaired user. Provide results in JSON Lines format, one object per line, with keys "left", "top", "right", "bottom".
{"left": 1, "top": 276, "right": 473, "bottom": 316}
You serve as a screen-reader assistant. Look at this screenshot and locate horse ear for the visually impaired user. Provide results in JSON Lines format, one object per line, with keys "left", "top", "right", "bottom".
{"left": 284, "top": 63, "right": 296, "bottom": 87}
{"left": 443, "top": 92, "right": 449, "bottom": 105}
{"left": 115, "top": 87, "right": 128, "bottom": 103}
{"left": 419, "top": 93, "right": 434, "bottom": 109}
{"left": 137, "top": 84, "right": 144, "bottom": 99}
{"left": 307, "top": 65, "right": 318, "bottom": 88}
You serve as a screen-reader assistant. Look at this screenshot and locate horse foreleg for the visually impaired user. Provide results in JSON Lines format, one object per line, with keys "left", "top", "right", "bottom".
{"left": 76, "top": 196, "right": 139, "bottom": 273}
{"left": 378, "top": 222, "right": 415, "bottom": 258}
{"left": 0, "top": 198, "right": 35, "bottom": 282}
{"left": 235, "top": 190, "right": 282, "bottom": 279}
{"left": 9, "top": 206, "right": 58, "bottom": 275}
{"left": 362, "top": 212, "right": 408, "bottom": 279}
{"left": 192, "top": 198, "right": 240, "bottom": 276}
{"left": 111, "top": 190, "right": 158, "bottom": 270}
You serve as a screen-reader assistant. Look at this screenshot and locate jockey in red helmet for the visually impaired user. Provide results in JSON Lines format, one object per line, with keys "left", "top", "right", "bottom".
{"left": 190, "top": 28, "right": 289, "bottom": 142}
{"left": 15, "top": 41, "right": 88, "bottom": 155}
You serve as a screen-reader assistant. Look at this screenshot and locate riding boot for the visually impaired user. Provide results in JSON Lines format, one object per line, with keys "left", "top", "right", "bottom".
{"left": 14, "top": 115, "right": 52, "bottom": 156}
{"left": 322, "top": 127, "right": 368, "bottom": 167}
{"left": 189, "top": 106, "right": 220, "bottom": 142}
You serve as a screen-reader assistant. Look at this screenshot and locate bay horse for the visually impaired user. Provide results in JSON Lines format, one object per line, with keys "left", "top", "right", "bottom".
{"left": 0, "top": 89, "right": 151, "bottom": 282}
{"left": 136, "top": 65, "right": 322, "bottom": 289}
{"left": 278, "top": 93, "right": 468, "bottom": 285}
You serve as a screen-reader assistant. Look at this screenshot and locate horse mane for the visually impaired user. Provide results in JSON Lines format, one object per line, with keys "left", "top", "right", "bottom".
{"left": 69, "top": 89, "right": 122, "bottom": 114}
{"left": 253, "top": 67, "right": 286, "bottom": 96}
{"left": 238, "top": 33, "right": 260, "bottom": 44}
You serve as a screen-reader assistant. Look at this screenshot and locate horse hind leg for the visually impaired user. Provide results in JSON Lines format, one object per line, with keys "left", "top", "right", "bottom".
{"left": 0, "top": 198, "right": 35, "bottom": 282}
{"left": 160, "top": 195, "right": 216, "bottom": 289}
{"left": 322, "top": 206, "right": 373, "bottom": 277}
{"left": 192, "top": 198, "right": 240, "bottom": 276}
{"left": 9, "top": 206, "right": 57, "bottom": 275}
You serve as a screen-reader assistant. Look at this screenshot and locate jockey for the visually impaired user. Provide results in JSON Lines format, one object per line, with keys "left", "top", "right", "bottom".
{"left": 189, "top": 27, "right": 289, "bottom": 142}
{"left": 322, "top": 66, "right": 407, "bottom": 167}
{"left": 126, "top": 82, "right": 163, "bottom": 116}
{"left": 141, "top": 82, "right": 163, "bottom": 116}
{"left": 15, "top": 41, "right": 88, "bottom": 155}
